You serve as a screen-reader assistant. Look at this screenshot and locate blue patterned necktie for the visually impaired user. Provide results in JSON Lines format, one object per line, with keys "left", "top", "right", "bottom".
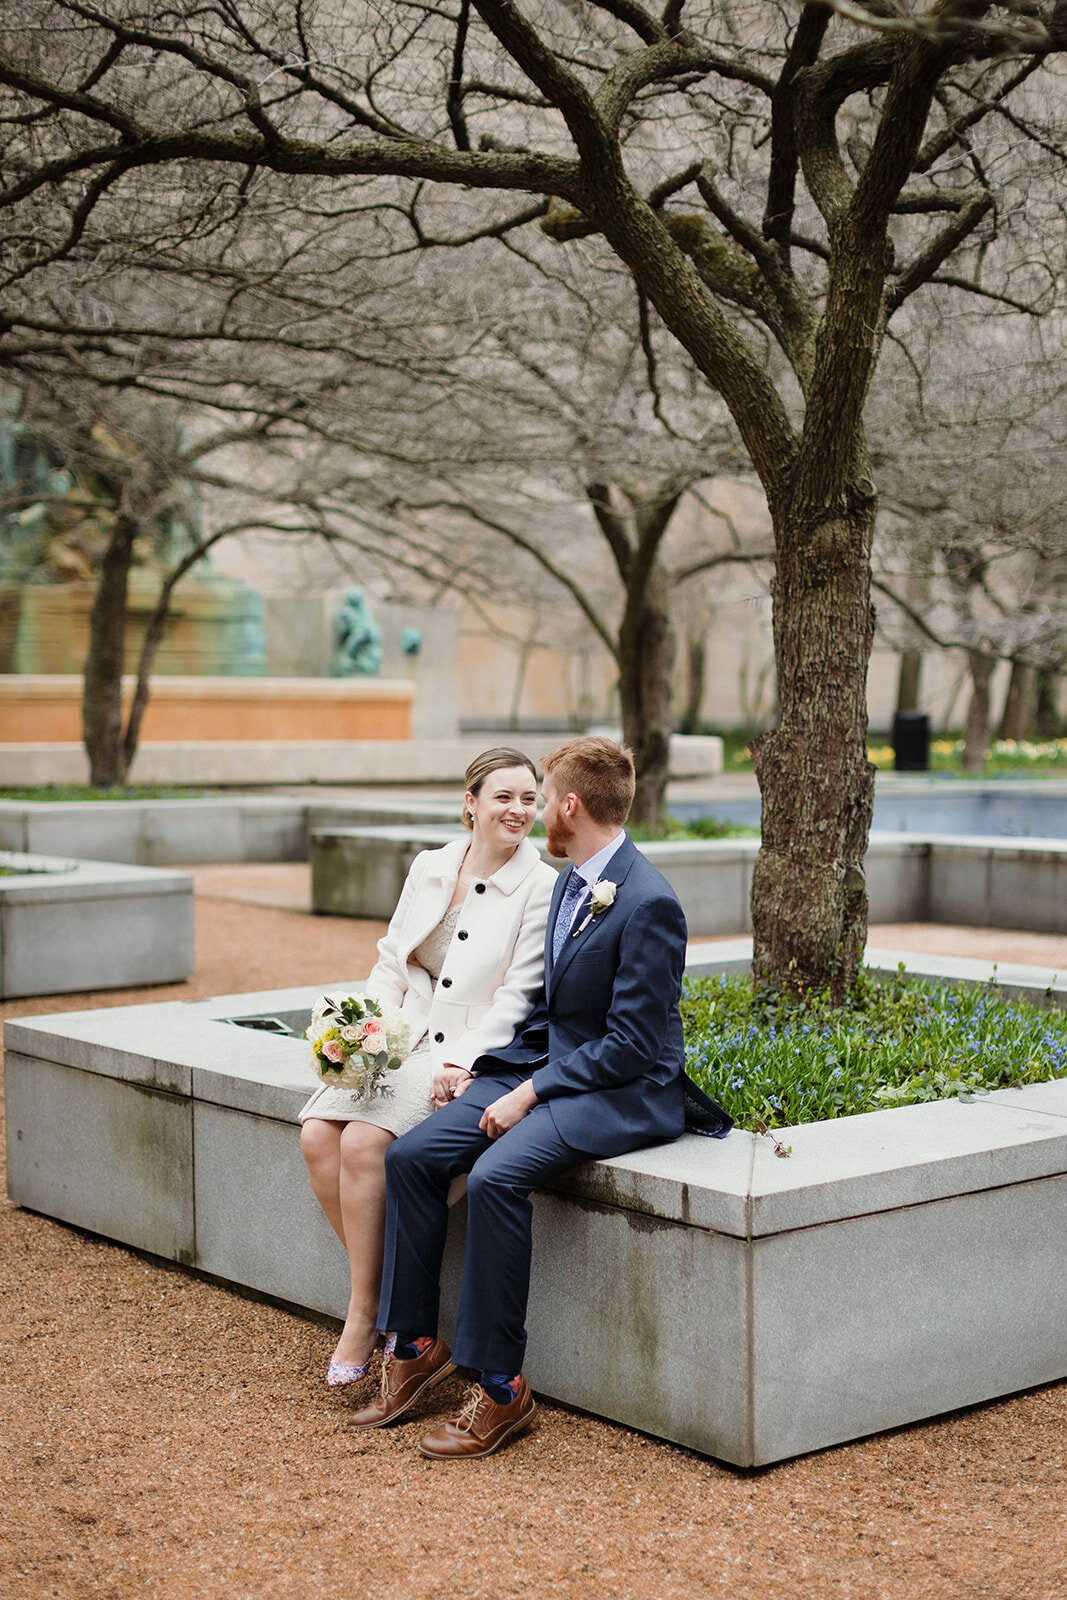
{"left": 552, "top": 871, "right": 587, "bottom": 963}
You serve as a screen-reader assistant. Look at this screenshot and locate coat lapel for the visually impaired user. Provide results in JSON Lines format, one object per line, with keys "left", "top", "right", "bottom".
{"left": 399, "top": 838, "right": 465, "bottom": 958}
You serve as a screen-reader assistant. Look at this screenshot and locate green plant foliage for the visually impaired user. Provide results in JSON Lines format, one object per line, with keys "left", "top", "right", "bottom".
{"left": 682, "top": 967, "right": 1067, "bottom": 1130}
{"left": 627, "top": 815, "right": 758, "bottom": 841}
{"left": 530, "top": 814, "right": 756, "bottom": 841}
{"left": 718, "top": 733, "right": 1067, "bottom": 777}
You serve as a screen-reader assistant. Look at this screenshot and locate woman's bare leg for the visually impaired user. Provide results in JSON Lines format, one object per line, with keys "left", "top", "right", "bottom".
{"left": 301, "top": 1117, "right": 394, "bottom": 1369}
{"left": 333, "top": 1120, "right": 394, "bottom": 1367}
{"left": 300, "top": 1118, "right": 346, "bottom": 1244}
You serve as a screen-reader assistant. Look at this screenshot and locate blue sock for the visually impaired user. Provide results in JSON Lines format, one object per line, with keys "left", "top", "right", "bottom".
{"left": 393, "top": 1334, "right": 433, "bottom": 1360}
{"left": 480, "top": 1372, "right": 521, "bottom": 1405}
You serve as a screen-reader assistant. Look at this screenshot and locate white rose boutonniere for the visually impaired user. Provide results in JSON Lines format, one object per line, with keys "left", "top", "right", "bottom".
{"left": 573, "top": 878, "right": 618, "bottom": 937}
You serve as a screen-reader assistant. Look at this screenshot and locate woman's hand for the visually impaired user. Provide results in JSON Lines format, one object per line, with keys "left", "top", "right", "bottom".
{"left": 431, "top": 1065, "right": 473, "bottom": 1108}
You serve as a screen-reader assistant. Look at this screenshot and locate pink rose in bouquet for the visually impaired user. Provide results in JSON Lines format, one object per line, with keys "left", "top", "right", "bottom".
{"left": 360, "top": 1021, "right": 388, "bottom": 1055}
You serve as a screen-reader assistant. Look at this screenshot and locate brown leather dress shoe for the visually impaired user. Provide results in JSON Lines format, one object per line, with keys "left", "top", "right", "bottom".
{"left": 349, "top": 1338, "right": 455, "bottom": 1429}
{"left": 417, "top": 1379, "right": 536, "bottom": 1460}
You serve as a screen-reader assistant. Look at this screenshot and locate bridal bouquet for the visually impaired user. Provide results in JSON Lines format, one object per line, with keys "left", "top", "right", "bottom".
{"left": 306, "top": 993, "right": 413, "bottom": 1099}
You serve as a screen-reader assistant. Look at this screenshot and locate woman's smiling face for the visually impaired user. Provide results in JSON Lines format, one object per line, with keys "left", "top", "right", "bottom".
{"left": 465, "top": 765, "right": 539, "bottom": 849}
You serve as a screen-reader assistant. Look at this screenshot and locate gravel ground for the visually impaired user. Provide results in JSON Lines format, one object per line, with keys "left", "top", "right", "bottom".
{"left": 2, "top": 872, "right": 1065, "bottom": 1600}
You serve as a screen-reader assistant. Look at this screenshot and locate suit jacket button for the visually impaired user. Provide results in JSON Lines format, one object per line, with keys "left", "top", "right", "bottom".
{"left": 474, "top": 882, "right": 486, "bottom": 893}
{"left": 441, "top": 977, "right": 452, "bottom": 988}
{"left": 434, "top": 1031, "right": 445, "bottom": 1043}
{"left": 457, "top": 929, "right": 469, "bottom": 940}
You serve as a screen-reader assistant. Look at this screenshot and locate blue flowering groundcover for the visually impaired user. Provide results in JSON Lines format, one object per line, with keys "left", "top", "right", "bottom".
{"left": 682, "top": 968, "right": 1067, "bottom": 1131}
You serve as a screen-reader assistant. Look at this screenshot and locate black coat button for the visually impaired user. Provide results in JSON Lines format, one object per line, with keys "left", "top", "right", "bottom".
{"left": 474, "top": 882, "right": 486, "bottom": 893}
{"left": 434, "top": 1031, "right": 445, "bottom": 1043}
{"left": 441, "top": 977, "right": 452, "bottom": 988}
{"left": 457, "top": 929, "right": 469, "bottom": 940}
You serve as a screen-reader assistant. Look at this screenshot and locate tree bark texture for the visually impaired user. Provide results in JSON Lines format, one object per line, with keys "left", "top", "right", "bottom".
{"left": 997, "top": 661, "right": 1035, "bottom": 743}
{"left": 963, "top": 651, "right": 995, "bottom": 773}
{"left": 81, "top": 514, "right": 137, "bottom": 788}
{"left": 680, "top": 632, "right": 707, "bottom": 736}
{"left": 123, "top": 587, "right": 175, "bottom": 771}
{"left": 896, "top": 650, "right": 922, "bottom": 713}
{"left": 618, "top": 557, "right": 674, "bottom": 825}
{"left": 1034, "top": 670, "right": 1061, "bottom": 739}
{"left": 750, "top": 492, "right": 877, "bottom": 1001}
{"left": 587, "top": 482, "right": 682, "bottom": 825}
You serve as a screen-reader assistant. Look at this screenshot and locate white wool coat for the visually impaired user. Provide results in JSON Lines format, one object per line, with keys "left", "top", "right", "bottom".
{"left": 366, "top": 836, "right": 557, "bottom": 1076}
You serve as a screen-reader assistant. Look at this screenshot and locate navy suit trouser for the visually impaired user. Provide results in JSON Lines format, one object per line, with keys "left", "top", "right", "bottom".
{"left": 377, "top": 1070, "right": 587, "bottom": 1375}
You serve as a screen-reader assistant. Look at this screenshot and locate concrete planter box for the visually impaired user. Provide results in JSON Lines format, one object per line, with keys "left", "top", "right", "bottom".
{"left": 0, "top": 850, "right": 193, "bottom": 998}
{"left": 0, "top": 796, "right": 312, "bottom": 867}
{"left": 309, "top": 826, "right": 1067, "bottom": 937}
{"left": 5, "top": 948, "right": 1066, "bottom": 1466}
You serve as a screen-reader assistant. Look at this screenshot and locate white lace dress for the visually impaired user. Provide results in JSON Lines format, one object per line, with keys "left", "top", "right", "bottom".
{"left": 297, "top": 906, "right": 461, "bottom": 1138}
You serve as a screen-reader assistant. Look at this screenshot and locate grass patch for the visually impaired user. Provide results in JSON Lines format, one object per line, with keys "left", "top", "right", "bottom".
{"left": 682, "top": 966, "right": 1067, "bottom": 1131}
{"left": 869, "top": 737, "right": 1067, "bottom": 778}
{"left": 717, "top": 730, "right": 1067, "bottom": 778}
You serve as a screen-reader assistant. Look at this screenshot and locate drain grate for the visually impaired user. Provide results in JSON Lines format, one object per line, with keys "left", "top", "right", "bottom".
{"left": 220, "top": 1015, "right": 296, "bottom": 1036}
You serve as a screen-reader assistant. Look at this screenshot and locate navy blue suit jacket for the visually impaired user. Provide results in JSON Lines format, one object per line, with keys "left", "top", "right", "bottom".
{"left": 473, "top": 835, "right": 731, "bottom": 1158}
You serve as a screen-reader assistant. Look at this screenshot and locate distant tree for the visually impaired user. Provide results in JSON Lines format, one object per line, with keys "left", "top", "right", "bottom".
{"left": 872, "top": 317, "right": 1067, "bottom": 770}
{"left": 4, "top": 378, "right": 332, "bottom": 785}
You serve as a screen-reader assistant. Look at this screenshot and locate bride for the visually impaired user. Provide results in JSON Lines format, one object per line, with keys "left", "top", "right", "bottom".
{"left": 298, "top": 747, "right": 557, "bottom": 1386}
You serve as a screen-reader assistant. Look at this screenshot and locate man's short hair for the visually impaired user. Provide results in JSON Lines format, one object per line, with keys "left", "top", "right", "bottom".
{"left": 541, "top": 736, "right": 636, "bottom": 826}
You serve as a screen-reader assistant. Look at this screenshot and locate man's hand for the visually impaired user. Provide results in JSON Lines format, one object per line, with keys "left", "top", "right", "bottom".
{"left": 431, "top": 1065, "right": 473, "bottom": 1108}
{"left": 479, "top": 1078, "right": 538, "bottom": 1139}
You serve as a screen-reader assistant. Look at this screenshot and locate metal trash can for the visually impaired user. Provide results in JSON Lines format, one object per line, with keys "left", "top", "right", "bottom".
{"left": 892, "top": 710, "right": 930, "bottom": 772}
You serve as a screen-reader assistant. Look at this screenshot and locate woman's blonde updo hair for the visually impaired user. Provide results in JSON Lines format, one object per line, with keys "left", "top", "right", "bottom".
{"left": 462, "top": 747, "right": 537, "bottom": 830}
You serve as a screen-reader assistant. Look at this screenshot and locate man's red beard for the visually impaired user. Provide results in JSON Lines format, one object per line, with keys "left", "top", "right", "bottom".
{"left": 544, "top": 816, "right": 574, "bottom": 859}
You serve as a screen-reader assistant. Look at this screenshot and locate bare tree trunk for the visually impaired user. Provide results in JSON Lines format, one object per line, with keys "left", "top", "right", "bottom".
{"left": 123, "top": 590, "right": 173, "bottom": 772}
{"left": 123, "top": 528, "right": 231, "bottom": 776}
{"left": 618, "top": 557, "right": 674, "bottom": 825}
{"left": 1033, "top": 670, "right": 1061, "bottom": 738}
{"left": 896, "top": 650, "right": 922, "bottom": 713}
{"left": 680, "top": 631, "right": 707, "bottom": 735}
{"left": 749, "top": 494, "right": 876, "bottom": 1001}
{"left": 997, "top": 660, "right": 1035, "bottom": 743}
{"left": 962, "top": 651, "right": 995, "bottom": 773}
{"left": 587, "top": 482, "right": 683, "bottom": 827}
{"left": 82, "top": 513, "right": 138, "bottom": 787}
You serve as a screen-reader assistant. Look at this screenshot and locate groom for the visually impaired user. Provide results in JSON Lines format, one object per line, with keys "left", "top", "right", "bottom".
{"left": 351, "top": 736, "right": 730, "bottom": 1458}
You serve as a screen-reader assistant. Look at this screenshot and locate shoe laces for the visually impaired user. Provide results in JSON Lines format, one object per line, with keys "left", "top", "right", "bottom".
{"left": 454, "top": 1384, "right": 491, "bottom": 1433}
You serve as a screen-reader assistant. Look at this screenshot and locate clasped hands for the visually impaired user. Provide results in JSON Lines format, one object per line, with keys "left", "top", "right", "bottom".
{"left": 430, "top": 1065, "right": 473, "bottom": 1108}
{"left": 430, "top": 1065, "right": 538, "bottom": 1138}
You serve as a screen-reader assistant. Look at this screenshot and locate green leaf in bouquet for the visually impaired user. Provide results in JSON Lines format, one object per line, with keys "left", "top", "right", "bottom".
{"left": 386, "top": 1056, "right": 401, "bottom": 1071}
